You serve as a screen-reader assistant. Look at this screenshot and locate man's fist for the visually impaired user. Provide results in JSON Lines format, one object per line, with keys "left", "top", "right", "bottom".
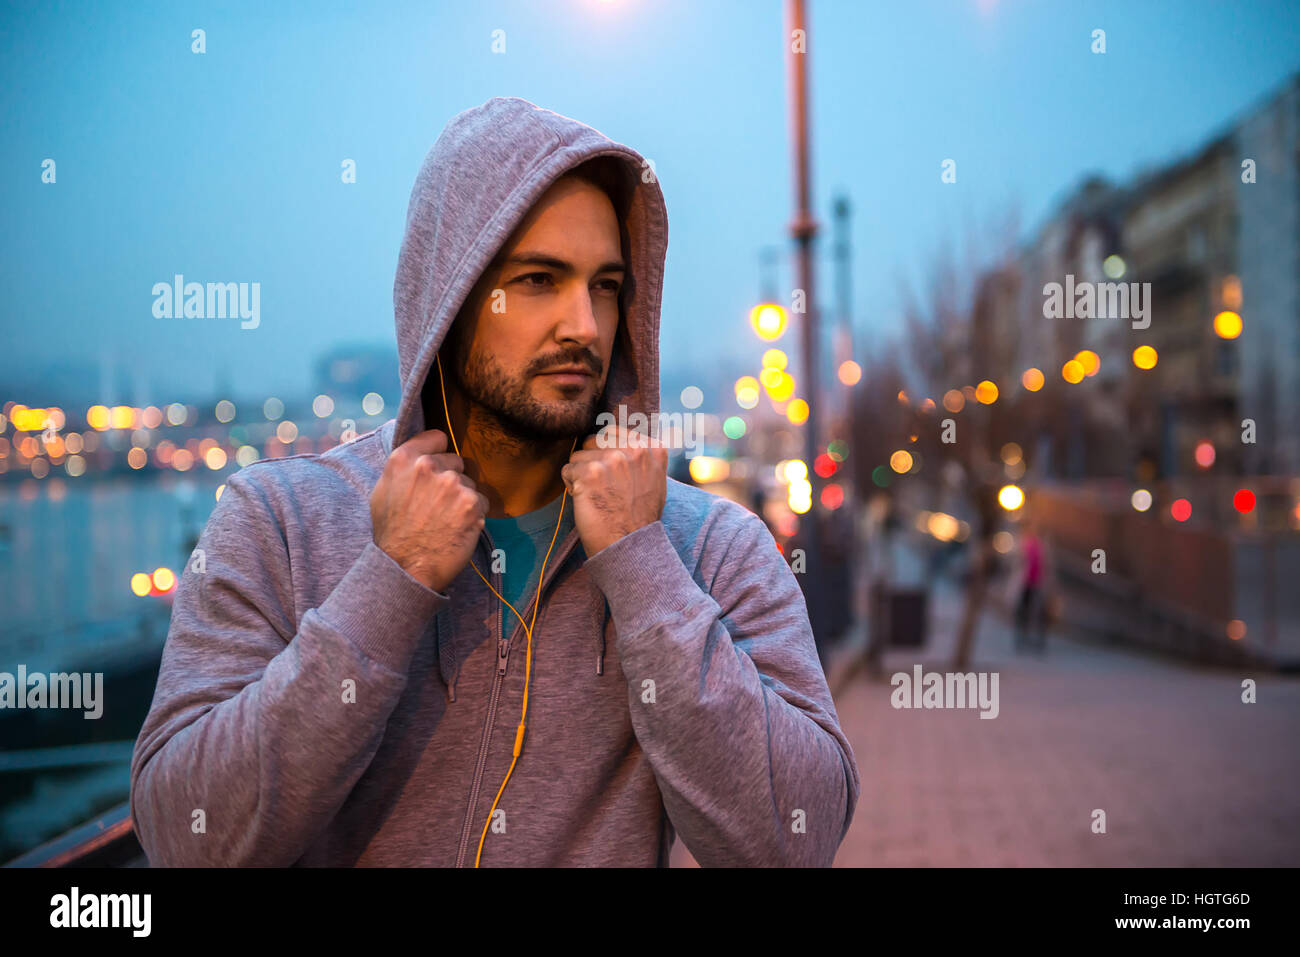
{"left": 370, "top": 429, "right": 488, "bottom": 592}
{"left": 561, "top": 425, "right": 667, "bottom": 557}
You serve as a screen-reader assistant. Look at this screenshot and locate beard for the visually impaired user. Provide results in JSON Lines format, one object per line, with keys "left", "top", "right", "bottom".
{"left": 448, "top": 338, "right": 605, "bottom": 444}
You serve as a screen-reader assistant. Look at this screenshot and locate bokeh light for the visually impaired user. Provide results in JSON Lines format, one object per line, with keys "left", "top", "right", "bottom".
{"left": 688, "top": 456, "right": 728, "bottom": 483}
{"left": 1213, "top": 310, "right": 1242, "bottom": 339}
{"left": 1221, "top": 275, "right": 1243, "bottom": 310}
{"left": 749, "top": 303, "right": 788, "bottom": 341}
{"left": 820, "top": 483, "right": 844, "bottom": 510}
{"left": 1133, "top": 345, "right": 1158, "bottom": 370}
{"left": 998, "top": 484, "right": 1024, "bottom": 510}
{"left": 152, "top": 567, "right": 177, "bottom": 592}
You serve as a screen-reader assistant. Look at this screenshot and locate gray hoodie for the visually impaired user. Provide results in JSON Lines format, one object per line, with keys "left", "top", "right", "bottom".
{"left": 129, "top": 96, "right": 860, "bottom": 867}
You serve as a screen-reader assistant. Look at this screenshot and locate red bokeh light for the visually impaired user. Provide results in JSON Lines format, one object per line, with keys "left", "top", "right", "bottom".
{"left": 1171, "top": 498, "right": 1192, "bottom": 522}
{"left": 1233, "top": 489, "right": 1255, "bottom": 513}
{"left": 814, "top": 453, "right": 838, "bottom": 478}
{"left": 820, "top": 483, "right": 844, "bottom": 510}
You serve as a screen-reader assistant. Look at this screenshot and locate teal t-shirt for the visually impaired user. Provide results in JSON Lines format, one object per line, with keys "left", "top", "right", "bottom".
{"left": 482, "top": 492, "right": 577, "bottom": 616}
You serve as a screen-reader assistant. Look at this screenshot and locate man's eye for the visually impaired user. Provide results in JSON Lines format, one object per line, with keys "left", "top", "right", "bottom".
{"left": 519, "top": 273, "right": 553, "bottom": 287}
{"left": 596, "top": 279, "right": 621, "bottom": 293}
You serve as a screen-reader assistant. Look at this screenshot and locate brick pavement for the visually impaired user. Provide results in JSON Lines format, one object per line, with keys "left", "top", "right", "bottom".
{"left": 672, "top": 545, "right": 1300, "bottom": 867}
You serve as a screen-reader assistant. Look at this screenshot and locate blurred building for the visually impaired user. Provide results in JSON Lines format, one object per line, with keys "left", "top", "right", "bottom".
{"left": 1123, "top": 133, "right": 1239, "bottom": 479}
{"left": 1000, "top": 176, "right": 1130, "bottom": 479}
{"left": 990, "top": 73, "right": 1300, "bottom": 483}
{"left": 1236, "top": 74, "right": 1300, "bottom": 476}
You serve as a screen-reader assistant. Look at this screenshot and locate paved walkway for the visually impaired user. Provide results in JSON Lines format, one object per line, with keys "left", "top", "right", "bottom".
{"left": 673, "top": 538, "right": 1300, "bottom": 867}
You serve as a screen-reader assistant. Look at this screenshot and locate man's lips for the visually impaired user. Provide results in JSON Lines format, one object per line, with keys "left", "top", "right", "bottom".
{"left": 535, "top": 365, "right": 596, "bottom": 383}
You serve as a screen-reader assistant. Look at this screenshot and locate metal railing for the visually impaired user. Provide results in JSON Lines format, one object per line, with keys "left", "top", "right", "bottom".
{"left": 4, "top": 800, "right": 146, "bottom": 868}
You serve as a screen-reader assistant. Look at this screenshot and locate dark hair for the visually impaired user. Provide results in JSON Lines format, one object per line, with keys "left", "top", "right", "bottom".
{"left": 560, "top": 155, "right": 633, "bottom": 225}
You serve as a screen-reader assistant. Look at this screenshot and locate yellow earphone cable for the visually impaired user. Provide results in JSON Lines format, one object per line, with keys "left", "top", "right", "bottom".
{"left": 434, "top": 353, "right": 576, "bottom": 867}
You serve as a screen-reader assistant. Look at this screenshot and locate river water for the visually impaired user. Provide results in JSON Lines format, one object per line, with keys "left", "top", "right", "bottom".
{"left": 0, "top": 472, "right": 223, "bottom": 861}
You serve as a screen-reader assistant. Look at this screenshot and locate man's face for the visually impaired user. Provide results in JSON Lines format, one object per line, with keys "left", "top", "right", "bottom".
{"left": 442, "top": 175, "right": 624, "bottom": 442}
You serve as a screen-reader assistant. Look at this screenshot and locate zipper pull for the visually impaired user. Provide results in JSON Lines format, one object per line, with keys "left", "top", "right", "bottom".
{"left": 497, "top": 637, "right": 509, "bottom": 676}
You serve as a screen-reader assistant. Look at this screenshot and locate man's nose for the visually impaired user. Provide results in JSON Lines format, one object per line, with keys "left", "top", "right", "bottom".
{"left": 554, "top": 283, "right": 600, "bottom": 345}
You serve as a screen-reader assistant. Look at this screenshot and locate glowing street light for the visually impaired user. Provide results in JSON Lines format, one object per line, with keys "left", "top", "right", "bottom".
{"left": 1214, "top": 310, "right": 1242, "bottom": 339}
{"left": 998, "top": 484, "right": 1025, "bottom": 511}
{"left": 749, "top": 303, "right": 788, "bottom": 341}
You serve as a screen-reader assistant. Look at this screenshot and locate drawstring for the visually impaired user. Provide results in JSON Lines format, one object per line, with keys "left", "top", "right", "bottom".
{"left": 435, "top": 607, "right": 462, "bottom": 703}
{"left": 596, "top": 598, "right": 610, "bottom": 676}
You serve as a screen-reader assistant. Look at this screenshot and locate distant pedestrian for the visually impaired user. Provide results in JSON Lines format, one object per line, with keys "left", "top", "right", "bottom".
{"left": 1013, "top": 518, "right": 1055, "bottom": 652}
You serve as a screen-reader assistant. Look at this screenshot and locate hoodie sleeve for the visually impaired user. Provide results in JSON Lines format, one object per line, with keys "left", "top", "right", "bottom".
{"left": 582, "top": 506, "right": 860, "bottom": 867}
{"left": 129, "top": 466, "right": 448, "bottom": 867}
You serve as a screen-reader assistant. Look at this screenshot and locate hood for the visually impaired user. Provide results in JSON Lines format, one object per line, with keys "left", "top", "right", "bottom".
{"left": 390, "top": 96, "right": 669, "bottom": 450}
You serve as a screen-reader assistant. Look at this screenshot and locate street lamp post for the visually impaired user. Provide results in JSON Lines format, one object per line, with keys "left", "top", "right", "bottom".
{"left": 786, "top": 0, "right": 829, "bottom": 654}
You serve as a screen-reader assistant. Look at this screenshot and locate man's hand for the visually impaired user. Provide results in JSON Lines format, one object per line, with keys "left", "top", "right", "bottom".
{"left": 562, "top": 425, "right": 667, "bottom": 557}
{"left": 370, "top": 429, "right": 488, "bottom": 592}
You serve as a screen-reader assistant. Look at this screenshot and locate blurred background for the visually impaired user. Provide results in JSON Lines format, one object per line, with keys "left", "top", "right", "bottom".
{"left": 2, "top": 0, "right": 1298, "bottom": 866}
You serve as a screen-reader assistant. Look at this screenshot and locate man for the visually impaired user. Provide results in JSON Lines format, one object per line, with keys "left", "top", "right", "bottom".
{"left": 130, "top": 96, "right": 860, "bottom": 867}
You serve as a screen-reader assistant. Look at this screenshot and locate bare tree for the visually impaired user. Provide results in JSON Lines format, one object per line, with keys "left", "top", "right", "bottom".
{"left": 895, "top": 213, "right": 1020, "bottom": 671}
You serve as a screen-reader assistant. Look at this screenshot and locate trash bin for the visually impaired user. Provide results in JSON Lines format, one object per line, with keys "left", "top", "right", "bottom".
{"left": 874, "top": 585, "right": 927, "bottom": 648}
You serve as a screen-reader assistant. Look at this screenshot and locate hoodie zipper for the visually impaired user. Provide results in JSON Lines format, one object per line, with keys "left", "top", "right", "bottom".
{"left": 453, "top": 527, "right": 581, "bottom": 867}
{"left": 455, "top": 532, "right": 507, "bottom": 868}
